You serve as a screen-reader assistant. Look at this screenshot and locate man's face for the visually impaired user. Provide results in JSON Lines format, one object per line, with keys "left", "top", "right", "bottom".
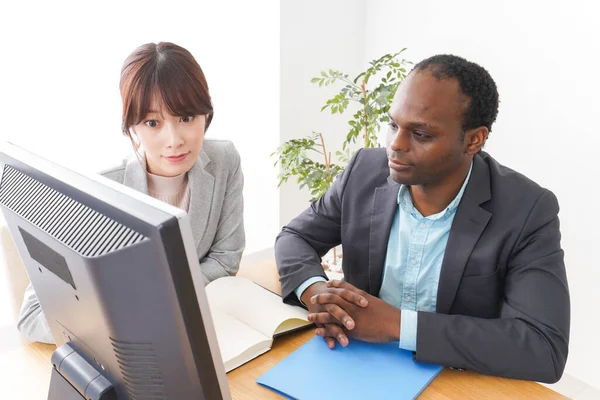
{"left": 386, "top": 70, "right": 472, "bottom": 186}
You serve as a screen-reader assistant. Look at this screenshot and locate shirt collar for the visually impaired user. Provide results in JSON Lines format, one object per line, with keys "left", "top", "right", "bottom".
{"left": 397, "top": 161, "right": 473, "bottom": 219}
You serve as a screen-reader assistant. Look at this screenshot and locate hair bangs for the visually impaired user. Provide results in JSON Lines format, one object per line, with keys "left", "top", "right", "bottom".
{"left": 120, "top": 42, "right": 214, "bottom": 135}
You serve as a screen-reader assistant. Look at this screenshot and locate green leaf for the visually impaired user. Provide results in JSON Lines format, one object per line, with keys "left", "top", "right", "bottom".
{"left": 274, "top": 48, "right": 411, "bottom": 202}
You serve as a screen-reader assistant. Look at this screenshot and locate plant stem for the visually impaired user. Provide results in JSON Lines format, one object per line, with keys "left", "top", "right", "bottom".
{"left": 361, "top": 81, "right": 369, "bottom": 147}
{"left": 319, "top": 132, "right": 330, "bottom": 170}
{"left": 337, "top": 76, "right": 359, "bottom": 87}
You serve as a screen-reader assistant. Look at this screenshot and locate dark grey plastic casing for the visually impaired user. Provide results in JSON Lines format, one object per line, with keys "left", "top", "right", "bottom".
{"left": 0, "top": 143, "right": 231, "bottom": 400}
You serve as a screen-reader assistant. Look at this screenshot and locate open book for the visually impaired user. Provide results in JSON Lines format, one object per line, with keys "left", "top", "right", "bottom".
{"left": 205, "top": 276, "right": 312, "bottom": 372}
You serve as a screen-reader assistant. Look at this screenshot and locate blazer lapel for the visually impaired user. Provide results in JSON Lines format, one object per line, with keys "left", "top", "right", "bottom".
{"left": 187, "top": 150, "right": 214, "bottom": 249}
{"left": 369, "top": 176, "right": 401, "bottom": 296}
{"left": 122, "top": 156, "right": 149, "bottom": 195}
{"left": 436, "top": 154, "right": 492, "bottom": 314}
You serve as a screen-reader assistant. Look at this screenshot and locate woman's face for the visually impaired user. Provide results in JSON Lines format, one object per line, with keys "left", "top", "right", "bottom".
{"left": 132, "top": 98, "right": 207, "bottom": 177}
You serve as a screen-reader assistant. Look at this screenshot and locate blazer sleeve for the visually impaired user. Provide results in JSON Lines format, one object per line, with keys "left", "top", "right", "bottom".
{"left": 17, "top": 282, "right": 54, "bottom": 344}
{"left": 199, "top": 142, "right": 245, "bottom": 283}
{"left": 275, "top": 149, "right": 362, "bottom": 306}
{"left": 415, "top": 190, "right": 570, "bottom": 383}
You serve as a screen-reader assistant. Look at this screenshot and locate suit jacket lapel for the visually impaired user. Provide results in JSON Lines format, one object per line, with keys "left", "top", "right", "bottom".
{"left": 187, "top": 150, "right": 214, "bottom": 249}
{"left": 436, "top": 154, "right": 492, "bottom": 314}
{"left": 369, "top": 176, "right": 400, "bottom": 296}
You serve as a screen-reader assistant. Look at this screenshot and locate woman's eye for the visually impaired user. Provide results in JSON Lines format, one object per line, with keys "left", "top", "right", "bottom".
{"left": 180, "top": 115, "right": 195, "bottom": 123}
{"left": 144, "top": 120, "right": 159, "bottom": 128}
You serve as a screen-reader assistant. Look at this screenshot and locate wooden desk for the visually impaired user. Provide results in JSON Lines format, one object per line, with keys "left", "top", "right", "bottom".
{"left": 0, "top": 258, "right": 568, "bottom": 399}
{"left": 0, "top": 329, "right": 567, "bottom": 400}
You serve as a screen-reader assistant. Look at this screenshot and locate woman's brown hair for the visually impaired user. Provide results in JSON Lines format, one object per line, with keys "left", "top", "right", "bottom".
{"left": 119, "top": 42, "right": 213, "bottom": 140}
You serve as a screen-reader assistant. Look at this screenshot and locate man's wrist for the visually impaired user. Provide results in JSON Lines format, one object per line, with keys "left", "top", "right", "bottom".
{"left": 387, "top": 307, "right": 402, "bottom": 342}
{"left": 300, "top": 281, "right": 327, "bottom": 306}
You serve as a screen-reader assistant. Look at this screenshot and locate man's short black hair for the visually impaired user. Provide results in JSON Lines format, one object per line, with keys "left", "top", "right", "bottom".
{"left": 413, "top": 54, "right": 499, "bottom": 133}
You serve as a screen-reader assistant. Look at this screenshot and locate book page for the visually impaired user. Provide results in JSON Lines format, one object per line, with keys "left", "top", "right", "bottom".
{"left": 209, "top": 306, "right": 271, "bottom": 372}
{"left": 206, "top": 276, "right": 310, "bottom": 339}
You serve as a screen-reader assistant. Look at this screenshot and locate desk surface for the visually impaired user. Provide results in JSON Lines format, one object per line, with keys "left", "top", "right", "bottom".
{"left": 0, "top": 329, "right": 567, "bottom": 400}
{"left": 0, "top": 260, "right": 568, "bottom": 399}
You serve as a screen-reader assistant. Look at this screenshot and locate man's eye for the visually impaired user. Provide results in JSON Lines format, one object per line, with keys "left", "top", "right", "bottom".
{"left": 388, "top": 121, "right": 398, "bottom": 130}
{"left": 180, "top": 115, "right": 194, "bottom": 123}
{"left": 144, "top": 120, "right": 159, "bottom": 128}
{"left": 413, "top": 131, "right": 430, "bottom": 140}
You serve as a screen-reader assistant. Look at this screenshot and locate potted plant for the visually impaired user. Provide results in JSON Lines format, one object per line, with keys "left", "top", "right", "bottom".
{"left": 273, "top": 49, "right": 412, "bottom": 271}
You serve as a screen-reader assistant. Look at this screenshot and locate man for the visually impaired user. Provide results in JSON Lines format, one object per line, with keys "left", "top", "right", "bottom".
{"left": 275, "top": 54, "right": 569, "bottom": 383}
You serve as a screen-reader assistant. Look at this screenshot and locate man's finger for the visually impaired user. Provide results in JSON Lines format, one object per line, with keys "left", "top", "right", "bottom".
{"left": 329, "top": 287, "right": 368, "bottom": 307}
{"left": 324, "top": 336, "right": 336, "bottom": 349}
{"left": 310, "top": 292, "right": 358, "bottom": 309}
{"left": 307, "top": 311, "right": 336, "bottom": 325}
{"left": 327, "top": 280, "right": 369, "bottom": 299}
{"left": 326, "top": 323, "right": 349, "bottom": 346}
{"left": 308, "top": 310, "right": 355, "bottom": 329}
{"left": 324, "top": 303, "right": 355, "bottom": 329}
{"left": 309, "top": 295, "right": 356, "bottom": 329}
{"left": 315, "top": 323, "right": 349, "bottom": 347}
{"left": 309, "top": 307, "right": 355, "bottom": 329}
{"left": 310, "top": 292, "right": 339, "bottom": 305}
{"left": 316, "top": 329, "right": 337, "bottom": 349}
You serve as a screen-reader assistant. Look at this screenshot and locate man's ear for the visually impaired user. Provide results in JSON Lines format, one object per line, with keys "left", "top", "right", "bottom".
{"left": 464, "top": 126, "right": 489, "bottom": 155}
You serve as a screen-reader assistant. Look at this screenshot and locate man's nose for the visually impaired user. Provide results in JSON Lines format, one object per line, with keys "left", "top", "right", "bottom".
{"left": 389, "top": 129, "right": 410, "bottom": 153}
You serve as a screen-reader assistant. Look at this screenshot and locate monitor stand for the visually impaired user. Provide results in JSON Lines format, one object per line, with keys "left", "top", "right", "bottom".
{"left": 48, "top": 368, "right": 85, "bottom": 400}
{"left": 47, "top": 343, "right": 116, "bottom": 400}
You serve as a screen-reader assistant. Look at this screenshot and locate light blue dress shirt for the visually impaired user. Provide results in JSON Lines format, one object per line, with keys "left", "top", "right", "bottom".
{"left": 295, "top": 163, "right": 472, "bottom": 352}
{"left": 379, "top": 163, "right": 472, "bottom": 351}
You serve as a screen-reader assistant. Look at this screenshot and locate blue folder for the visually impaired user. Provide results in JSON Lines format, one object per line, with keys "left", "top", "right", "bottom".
{"left": 257, "top": 336, "right": 443, "bottom": 400}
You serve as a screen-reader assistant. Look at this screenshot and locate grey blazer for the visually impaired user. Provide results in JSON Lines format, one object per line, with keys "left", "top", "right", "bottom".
{"left": 275, "top": 148, "right": 569, "bottom": 383}
{"left": 17, "top": 139, "right": 245, "bottom": 343}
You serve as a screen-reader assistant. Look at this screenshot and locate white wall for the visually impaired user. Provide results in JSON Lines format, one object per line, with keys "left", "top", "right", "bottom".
{"left": 1, "top": 0, "right": 597, "bottom": 388}
{"left": 0, "top": 0, "right": 280, "bottom": 254}
{"left": 281, "top": 0, "right": 599, "bottom": 388}
{"left": 364, "top": 0, "right": 599, "bottom": 388}
{"left": 279, "top": 0, "right": 366, "bottom": 226}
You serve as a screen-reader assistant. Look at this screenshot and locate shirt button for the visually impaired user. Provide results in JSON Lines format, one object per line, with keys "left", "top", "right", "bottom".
{"left": 406, "top": 296, "right": 413, "bottom": 302}
{"left": 420, "top": 223, "right": 426, "bottom": 228}
{"left": 411, "top": 259, "right": 417, "bottom": 265}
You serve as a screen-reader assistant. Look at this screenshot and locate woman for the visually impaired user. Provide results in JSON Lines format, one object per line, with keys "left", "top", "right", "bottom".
{"left": 17, "top": 42, "right": 245, "bottom": 343}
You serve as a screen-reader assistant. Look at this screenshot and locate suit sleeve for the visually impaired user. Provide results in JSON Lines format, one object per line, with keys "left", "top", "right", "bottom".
{"left": 275, "top": 149, "right": 363, "bottom": 306}
{"left": 415, "top": 190, "right": 569, "bottom": 383}
{"left": 199, "top": 142, "right": 245, "bottom": 283}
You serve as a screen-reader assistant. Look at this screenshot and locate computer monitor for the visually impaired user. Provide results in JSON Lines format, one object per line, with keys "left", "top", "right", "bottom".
{"left": 0, "top": 143, "right": 231, "bottom": 400}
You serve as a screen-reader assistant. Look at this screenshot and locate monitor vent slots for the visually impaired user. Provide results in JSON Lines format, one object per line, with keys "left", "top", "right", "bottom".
{"left": 110, "top": 337, "right": 167, "bottom": 400}
{"left": 0, "top": 165, "right": 146, "bottom": 257}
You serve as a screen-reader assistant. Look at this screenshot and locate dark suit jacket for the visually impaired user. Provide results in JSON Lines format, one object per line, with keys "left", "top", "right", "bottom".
{"left": 275, "top": 148, "right": 569, "bottom": 383}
